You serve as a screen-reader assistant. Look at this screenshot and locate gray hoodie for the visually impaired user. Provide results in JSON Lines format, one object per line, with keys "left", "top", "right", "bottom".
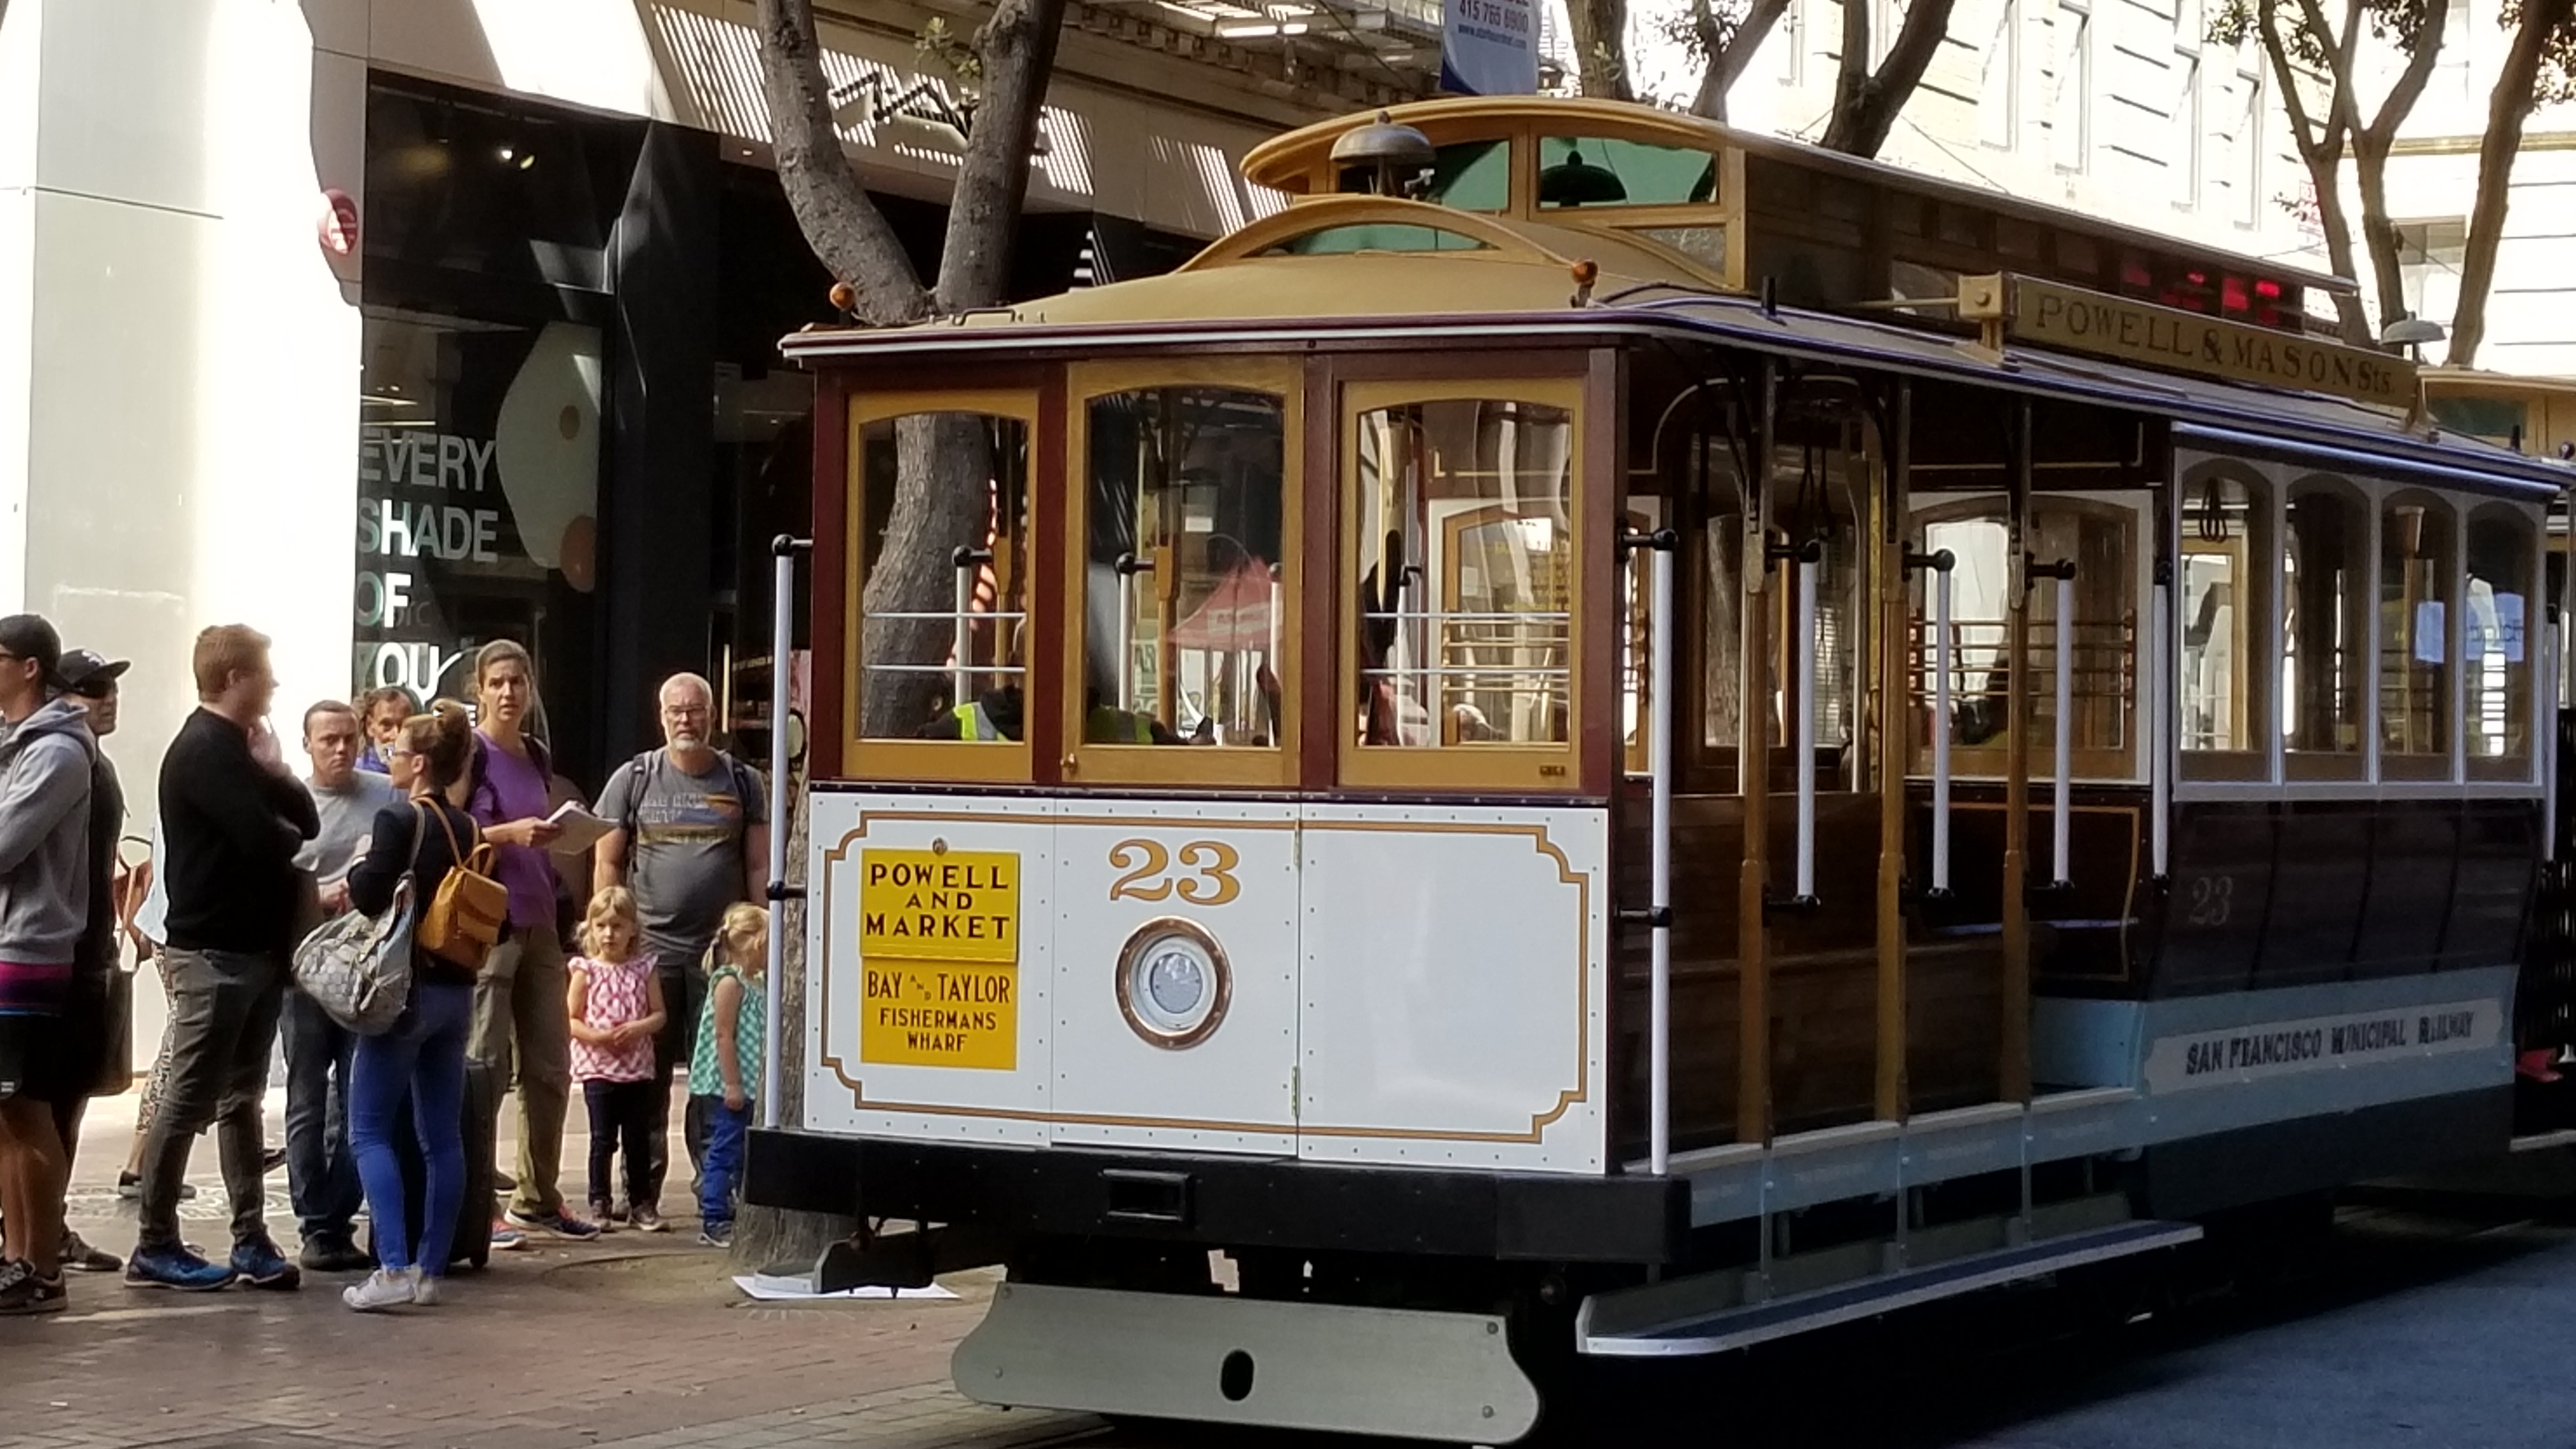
{"left": 0, "top": 697, "right": 95, "bottom": 965}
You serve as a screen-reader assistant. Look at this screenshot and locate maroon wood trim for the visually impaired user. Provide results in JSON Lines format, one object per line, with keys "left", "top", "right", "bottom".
{"left": 1579, "top": 349, "right": 1625, "bottom": 799}
{"left": 1322, "top": 349, "right": 1593, "bottom": 385}
{"left": 809, "top": 371, "right": 850, "bottom": 782}
{"left": 1300, "top": 355, "right": 1340, "bottom": 790}
{"left": 1029, "top": 367, "right": 1070, "bottom": 786}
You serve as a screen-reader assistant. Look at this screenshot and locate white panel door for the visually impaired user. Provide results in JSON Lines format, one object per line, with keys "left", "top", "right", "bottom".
{"left": 1050, "top": 799, "right": 1300, "bottom": 1154}
{"left": 1296, "top": 803, "right": 1609, "bottom": 1173}
{"left": 803, "top": 792, "right": 1055, "bottom": 1146}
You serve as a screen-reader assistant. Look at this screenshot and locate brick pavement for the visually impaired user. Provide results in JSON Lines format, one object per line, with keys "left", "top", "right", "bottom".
{"left": 0, "top": 1088, "right": 1101, "bottom": 1449}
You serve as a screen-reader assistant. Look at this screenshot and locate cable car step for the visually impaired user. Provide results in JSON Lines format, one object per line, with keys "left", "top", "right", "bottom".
{"left": 1577, "top": 1218, "right": 2202, "bottom": 1358}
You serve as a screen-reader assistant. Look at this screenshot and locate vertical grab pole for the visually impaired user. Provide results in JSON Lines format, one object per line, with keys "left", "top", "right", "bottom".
{"left": 1876, "top": 382, "right": 1914, "bottom": 1126}
{"left": 1739, "top": 362, "right": 1777, "bottom": 1148}
{"left": 1648, "top": 540, "right": 1678, "bottom": 1173}
{"left": 1933, "top": 560, "right": 1954, "bottom": 893}
{"left": 1795, "top": 548, "right": 1820, "bottom": 902}
{"left": 2002, "top": 400, "right": 2034, "bottom": 1106}
{"left": 2546, "top": 624, "right": 2561, "bottom": 864}
{"left": 763, "top": 536, "right": 808, "bottom": 1132}
{"left": 2151, "top": 566, "right": 2172, "bottom": 878}
{"left": 2052, "top": 572, "right": 2075, "bottom": 888}
{"left": 951, "top": 546, "right": 974, "bottom": 708}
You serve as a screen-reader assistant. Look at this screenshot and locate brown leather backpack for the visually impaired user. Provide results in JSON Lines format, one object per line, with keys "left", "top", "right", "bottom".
{"left": 413, "top": 802, "right": 507, "bottom": 971}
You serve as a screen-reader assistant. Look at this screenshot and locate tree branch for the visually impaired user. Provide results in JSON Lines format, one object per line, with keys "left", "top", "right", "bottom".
{"left": 1823, "top": 0, "right": 1960, "bottom": 156}
{"left": 1690, "top": 0, "right": 1793, "bottom": 119}
{"left": 932, "top": 0, "right": 1071, "bottom": 311}
{"left": 753, "top": 0, "right": 931, "bottom": 325}
{"left": 1567, "top": 0, "right": 1636, "bottom": 100}
{"left": 2364, "top": 0, "right": 2451, "bottom": 144}
{"left": 2450, "top": 0, "right": 2576, "bottom": 365}
{"left": 2257, "top": 0, "right": 2334, "bottom": 167}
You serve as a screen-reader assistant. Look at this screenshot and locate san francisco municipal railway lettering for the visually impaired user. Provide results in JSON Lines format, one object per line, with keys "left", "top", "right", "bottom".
{"left": 2146, "top": 999, "right": 2497, "bottom": 1094}
{"left": 857, "top": 848, "right": 1020, "bottom": 1070}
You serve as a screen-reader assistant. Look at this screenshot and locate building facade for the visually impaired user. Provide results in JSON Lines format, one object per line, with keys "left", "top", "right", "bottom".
{"left": 0, "top": 0, "right": 1414, "bottom": 811}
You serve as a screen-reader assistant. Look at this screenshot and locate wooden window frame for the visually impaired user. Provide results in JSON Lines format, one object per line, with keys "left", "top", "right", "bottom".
{"left": 2281, "top": 473, "right": 2371, "bottom": 783}
{"left": 2377, "top": 486, "right": 2460, "bottom": 781}
{"left": 2175, "top": 460, "right": 2273, "bottom": 783}
{"left": 1060, "top": 356, "right": 1307, "bottom": 790}
{"left": 843, "top": 386, "right": 1044, "bottom": 785}
{"left": 1338, "top": 373, "right": 1595, "bottom": 793}
{"left": 2465, "top": 500, "right": 2542, "bottom": 783}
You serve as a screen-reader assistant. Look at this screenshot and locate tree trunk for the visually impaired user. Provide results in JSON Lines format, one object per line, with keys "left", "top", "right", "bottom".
{"left": 2350, "top": 139, "right": 2411, "bottom": 335}
{"left": 2449, "top": 0, "right": 2574, "bottom": 367}
{"left": 859, "top": 415, "right": 998, "bottom": 739}
{"left": 753, "top": 0, "right": 930, "bottom": 324}
{"left": 1566, "top": 0, "right": 1635, "bottom": 100}
{"left": 1690, "top": 0, "right": 1793, "bottom": 121}
{"left": 1821, "top": 0, "right": 1959, "bottom": 158}
{"left": 730, "top": 786, "right": 862, "bottom": 1275}
{"left": 2303, "top": 155, "right": 2376, "bottom": 346}
{"left": 933, "top": 0, "right": 1070, "bottom": 312}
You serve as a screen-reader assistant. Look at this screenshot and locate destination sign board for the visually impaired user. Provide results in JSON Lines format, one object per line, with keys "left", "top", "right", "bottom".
{"left": 1965, "top": 275, "right": 2419, "bottom": 410}
{"left": 859, "top": 849, "right": 1019, "bottom": 1070}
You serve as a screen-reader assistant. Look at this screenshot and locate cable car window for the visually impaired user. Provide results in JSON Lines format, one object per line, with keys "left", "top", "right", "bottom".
{"left": 1080, "top": 386, "right": 1289, "bottom": 754}
{"left": 2179, "top": 470, "right": 2277, "bottom": 780}
{"left": 2467, "top": 504, "right": 2535, "bottom": 772}
{"left": 2282, "top": 478, "right": 2368, "bottom": 776}
{"left": 850, "top": 402, "right": 1035, "bottom": 779}
{"left": 1910, "top": 496, "right": 2136, "bottom": 776}
{"left": 2380, "top": 489, "right": 2456, "bottom": 775}
{"left": 1264, "top": 224, "right": 1492, "bottom": 255}
{"left": 1346, "top": 387, "right": 1583, "bottom": 790}
{"left": 1427, "top": 140, "right": 1510, "bottom": 210}
{"left": 1537, "top": 136, "right": 1718, "bottom": 209}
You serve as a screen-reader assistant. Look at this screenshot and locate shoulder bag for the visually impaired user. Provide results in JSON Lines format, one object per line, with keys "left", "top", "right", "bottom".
{"left": 417, "top": 803, "right": 509, "bottom": 972}
{"left": 291, "top": 807, "right": 421, "bottom": 1036}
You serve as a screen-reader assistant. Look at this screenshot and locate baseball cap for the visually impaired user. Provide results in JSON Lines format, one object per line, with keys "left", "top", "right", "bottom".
{"left": 0, "top": 615, "right": 63, "bottom": 682}
{"left": 55, "top": 647, "right": 130, "bottom": 696}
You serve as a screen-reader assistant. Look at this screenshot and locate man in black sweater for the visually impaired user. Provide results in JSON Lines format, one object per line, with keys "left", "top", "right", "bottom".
{"left": 125, "top": 626, "right": 318, "bottom": 1294}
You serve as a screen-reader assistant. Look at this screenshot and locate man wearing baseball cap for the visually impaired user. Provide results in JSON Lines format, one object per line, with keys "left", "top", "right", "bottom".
{"left": 0, "top": 614, "right": 98, "bottom": 1312}
{"left": 49, "top": 647, "right": 132, "bottom": 1275}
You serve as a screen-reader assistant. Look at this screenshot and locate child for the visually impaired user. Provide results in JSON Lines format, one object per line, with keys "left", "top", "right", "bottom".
{"left": 693, "top": 903, "right": 769, "bottom": 1248}
{"left": 567, "top": 887, "right": 667, "bottom": 1233}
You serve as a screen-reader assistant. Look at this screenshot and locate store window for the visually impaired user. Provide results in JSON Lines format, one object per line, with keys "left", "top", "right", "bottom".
{"left": 1346, "top": 383, "right": 1583, "bottom": 790}
{"left": 352, "top": 312, "right": 601, "bottom": 714}
{"left": 2178, "top": 468, "right": 2276, "bottom": 780}
{"left": 850, "top": 403, "right": 1034, "bottom": 778}
{"left": 2283, "top": 477, "right": 2368, "bottom": 776}
{"left": 1072, "top": 370, "right": 1295, "bottom": 785}
{"left": 2467, "top": 503, "right": 2536, "bottom": 773}
{"left": 2380, "top": 489, "right": 2457, "bottom": 774}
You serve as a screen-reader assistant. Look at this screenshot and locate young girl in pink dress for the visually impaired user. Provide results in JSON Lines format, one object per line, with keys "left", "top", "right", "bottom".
{"left": 566, "top": 887, "right": 667, "bottom": 1232}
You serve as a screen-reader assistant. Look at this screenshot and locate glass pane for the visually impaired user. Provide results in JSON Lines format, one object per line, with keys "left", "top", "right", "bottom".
{"left": 856, "top": 412, "right": 1031, "bottom": 741}
{"left": 2380, "top": 492, "right": 2455, "bottom": 757}
{"left": 1537, "top": 136, "right": 1719, "bottom": 208}
{"left": 2467, "top": 506, "right": 2534, "bottom": 760}
{"left": 1425, "top": 140, "right": 1510, "bottom": 210}
{"left": 1084, "top": 388, "right": 1287, "bottom": 747}
{"left": 2284, "top": 484, "right": 2367, "bottom": 755}
{"left": 1266, "top": 224, "right": 1491, "bottom": 255}
{"left": 2179, "top": 474, "right": 2276, "bottom": 758}
{"left": 1913, "top": 500, "right": 2133, "bottom": 763}
{"left": 1355, "top": 400, "right": 1574, "bottom": 748}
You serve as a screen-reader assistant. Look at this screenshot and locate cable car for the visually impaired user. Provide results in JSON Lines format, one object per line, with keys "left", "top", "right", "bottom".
{"left": 742, "top": 97, "right": 2575, "bottom": 1443}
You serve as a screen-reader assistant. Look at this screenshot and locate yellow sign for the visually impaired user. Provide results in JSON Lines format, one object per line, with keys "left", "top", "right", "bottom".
{"left": 1975, "top": 275, "right": 2418, "bottom": 410}
{"left": 858, "top": 849, "right": 1018, "bottom": 1070}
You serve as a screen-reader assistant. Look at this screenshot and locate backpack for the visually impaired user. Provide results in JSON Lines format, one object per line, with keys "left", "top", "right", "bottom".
{"left": 613, "top": 747, "right": 760, "bottom": 840}
{"left": 415, "top": 803, "right": 508, "bottom": 972}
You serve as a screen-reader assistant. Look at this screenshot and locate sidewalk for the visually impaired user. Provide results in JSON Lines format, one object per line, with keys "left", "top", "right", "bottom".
{"left": 2, "top": 1087, "right": 1094, "bottom": 1449}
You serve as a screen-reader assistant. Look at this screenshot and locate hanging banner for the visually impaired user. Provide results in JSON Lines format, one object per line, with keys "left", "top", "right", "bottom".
{"left": 1441, "top": 0, "right": 1539, "bottom": 96}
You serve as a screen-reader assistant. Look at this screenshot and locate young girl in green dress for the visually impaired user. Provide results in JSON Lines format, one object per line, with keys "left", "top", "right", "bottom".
{"left": 693, "top": 903, "right": 766, "bottom": 1247}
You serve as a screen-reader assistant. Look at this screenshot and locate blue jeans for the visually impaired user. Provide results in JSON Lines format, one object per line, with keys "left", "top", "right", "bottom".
{"left": 350, "top": 978, "right": 473, "bottom": 1275}
{"left": 697, "top": 1095, "right": 751, "bottom": 1227}
{"left": 281, "top": 989, "right": 362, "bottom": 1246}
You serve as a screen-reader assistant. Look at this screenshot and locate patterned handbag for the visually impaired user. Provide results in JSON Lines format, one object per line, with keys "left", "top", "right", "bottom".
{"left": 290, "top": 808, "right": 422, "bottom": 1036}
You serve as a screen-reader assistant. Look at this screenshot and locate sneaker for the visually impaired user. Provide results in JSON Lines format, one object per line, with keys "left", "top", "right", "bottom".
{"left": 697, "top": 1220, "right": 734, "bottom": 1248}
{"left": 341, "top": 1268, "right": 415, "bottom": 1312}
{"left": 116, "top": 1172, "right": 195, "bottom": 1201}
{"left": 123, "top": 1245, "right": 237, "bottom": 1292}
{"left": 229, "top": 1237, "right": 302, "bottom": 1291}
{"left": 59, "top": 1230, "right": 121, "bottom": 1274}
{"left": 589, "top": 1200, "right": 620, "bottom": 1234}
{"left": 299, "top": 1238, "right": 374, "bottom": 1274}
{"left": 0, "top": 1259, "right": 65, "bottom": 1315}
{"left": 504, "top": 1208, "right": 601, "bottom": 1241}
{"left": 489, "top": 1220, "right": 527, "bottom": 1252}
{"left": 411, "top": 1273, "right": 443, "bottom": 1308}
{"left": 630, "top": 1206, "right": 668, "bottom": 1234}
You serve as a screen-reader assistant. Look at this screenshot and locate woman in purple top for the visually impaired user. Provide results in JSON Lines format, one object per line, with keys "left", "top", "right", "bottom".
{"left": 463, "top": 641, "right": 597, "bottom": 1241}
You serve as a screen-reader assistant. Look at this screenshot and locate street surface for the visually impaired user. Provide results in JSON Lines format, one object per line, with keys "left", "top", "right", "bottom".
{"left": 6, "top": 1092, "right": 2575, "bottom": 1449}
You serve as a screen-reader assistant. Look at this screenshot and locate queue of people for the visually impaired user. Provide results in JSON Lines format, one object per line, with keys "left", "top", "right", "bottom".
{"left": 0, "top": 620, "right": 771, "bottom": 1315}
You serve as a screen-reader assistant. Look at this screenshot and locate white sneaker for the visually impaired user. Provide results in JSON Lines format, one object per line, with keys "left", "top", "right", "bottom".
{"left": 341, "top": 1268, "right": 415, "bottom": 1312}
{"left": 411, "top": 1273, "right": 443, "bottom": 1307}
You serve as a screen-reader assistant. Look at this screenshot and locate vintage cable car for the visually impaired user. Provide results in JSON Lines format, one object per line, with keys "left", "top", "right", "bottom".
{"left": 742, "top": 97, "right": 2575, "bottom": 1443}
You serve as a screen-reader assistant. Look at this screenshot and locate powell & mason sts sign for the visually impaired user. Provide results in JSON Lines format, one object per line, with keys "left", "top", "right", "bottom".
{"left": 1958, "top": 274, "right": 2418, "bottom": 410}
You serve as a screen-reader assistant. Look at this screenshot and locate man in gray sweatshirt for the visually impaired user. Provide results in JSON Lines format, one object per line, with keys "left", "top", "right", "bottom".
{"left": 0, "top": 614, "right": 96, "bottom": 1314}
